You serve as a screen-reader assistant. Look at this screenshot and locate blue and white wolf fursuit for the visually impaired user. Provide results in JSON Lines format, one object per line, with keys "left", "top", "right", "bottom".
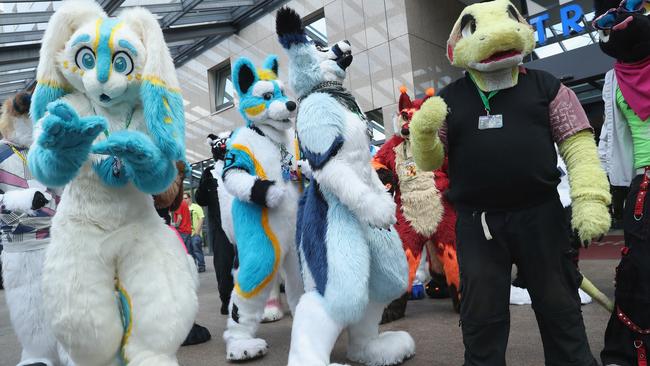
{"left": 221, "top": 55, "right": 304, "bottom": 361}
{"left": 276, "top": 6, "right": 414, "bottom": 366}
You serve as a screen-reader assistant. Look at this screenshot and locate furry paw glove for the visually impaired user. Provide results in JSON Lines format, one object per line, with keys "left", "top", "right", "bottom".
{"left": 559, "top": 130, "right": 612, "bottom": 245}
{"left": 410, "top": 97, "right": 448, "bottom": 172}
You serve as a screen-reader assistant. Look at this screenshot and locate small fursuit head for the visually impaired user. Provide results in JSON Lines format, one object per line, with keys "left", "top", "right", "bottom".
{"left": 232, "top": 55, "right": 296, "bottom": 131}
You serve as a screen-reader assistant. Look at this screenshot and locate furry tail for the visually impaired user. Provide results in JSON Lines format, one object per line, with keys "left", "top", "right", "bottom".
{"left": 580, "top": 274, "right": 613, "bottom": 312}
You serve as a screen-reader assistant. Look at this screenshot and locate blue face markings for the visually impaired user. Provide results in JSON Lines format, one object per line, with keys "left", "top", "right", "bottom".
{"left": 118, "top": 39, "right": 138, "bottom": 56}
{"left": 71, "top": 34, "right": 91, "bottom": 48}
{"left": 95, "top": 18, "right": 121, "bottom": 84}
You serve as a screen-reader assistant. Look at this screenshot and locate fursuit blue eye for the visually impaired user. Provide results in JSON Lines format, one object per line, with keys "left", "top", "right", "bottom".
{"left": 75, "top": 47, "right": 95, "bottom": 70}
{"left": 112, "top": 52, "right": 133, "bottom": 75}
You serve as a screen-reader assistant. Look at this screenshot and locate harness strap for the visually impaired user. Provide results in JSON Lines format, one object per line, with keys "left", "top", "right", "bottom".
{"left": 634, "top": 167, "right": 650, "bottom": 221}
{"left": 617, "top": 306, "right": 650, "bottom": 366}
{"left": 636, "top": 340, "right": 647, "bottom": 366}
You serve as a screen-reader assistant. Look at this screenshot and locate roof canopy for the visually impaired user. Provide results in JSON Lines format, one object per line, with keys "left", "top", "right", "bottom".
{"left": 0, "top": 0, "right": 286, "bottom": 103}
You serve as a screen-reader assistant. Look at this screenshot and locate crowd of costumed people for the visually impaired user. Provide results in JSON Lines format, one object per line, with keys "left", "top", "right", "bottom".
{"left": 0, "top": 0, "right": 647, "bottom": 366}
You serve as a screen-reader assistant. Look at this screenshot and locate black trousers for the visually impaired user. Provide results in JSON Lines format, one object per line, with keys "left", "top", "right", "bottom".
{"left": 456, "top": 198, "right": 596, "bottom": 366}
{"left": 602, "top": 174, "right": 650, "bottom": 366}
{"left": 209, "top": 224, "right": 235, "bottom": 307}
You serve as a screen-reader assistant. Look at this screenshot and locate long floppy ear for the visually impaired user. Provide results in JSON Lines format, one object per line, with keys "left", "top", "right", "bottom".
{"left": 232, "top": 57, "right": 259, "bottom": 96}
{"left": 262, "top": 55, "right": 279, "bottom": 77}
{"left": 31, "top": 0, "right": 106, "bottom": 122}
{"left": 119, "top": 7, "right": 185, "bottom": 162}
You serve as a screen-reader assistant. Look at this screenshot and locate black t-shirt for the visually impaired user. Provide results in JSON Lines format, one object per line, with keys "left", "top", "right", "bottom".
{"left": 439, "top": 69, "right": 562, "bottom": 211}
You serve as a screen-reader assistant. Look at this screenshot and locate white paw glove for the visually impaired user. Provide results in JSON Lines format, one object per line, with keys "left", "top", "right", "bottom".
{"left": 266, "top": 184, "right": 286, "bottom": 208}
{"left": 297, "top": 159, "right": 312, "bottom": 179}
{"left": 359, "top": 192, "right": 397, "bottom": 229}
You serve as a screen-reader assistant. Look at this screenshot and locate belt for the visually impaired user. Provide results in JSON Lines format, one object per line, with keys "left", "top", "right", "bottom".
{"left": 634, "top": 167, "right": 650, "bottom": 221}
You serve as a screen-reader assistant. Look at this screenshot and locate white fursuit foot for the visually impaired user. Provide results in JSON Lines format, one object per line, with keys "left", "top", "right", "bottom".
{"left": 509, "top": 285, "right": 532, "bottom": 305}
{"left": 578, "top": 288, "right": 592, "bottom": 305}
{"left": 347, "top": 331, "right": 415, "bottom": 366}
{"left": 261, "top": 300, "right": 284, "bottom": 323}
{"left": 226, "top": 338, "right": 268, "bottom": 361}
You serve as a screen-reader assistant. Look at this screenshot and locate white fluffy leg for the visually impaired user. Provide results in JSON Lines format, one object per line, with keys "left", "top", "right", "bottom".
{"left": 347, "top": 301, "right": 415, "bottom": 366}
{"left": 223, "top": 281, "right": 273, "bottom": 361}
{"left": 42, "top": 237, "right": 123, "bottom": 366}
{"left": 262, "top": 282, "right": 284, "bottom": 323}
{"left": 2, "top": 250, "right": 60, "bottom": 366}
{"left": 282, "top": 245, "right": 305, "bottom": 315}
{"left": 288, "top": 292, "right": 347, "bottom": 366}
{"left": 119, "top": 225, "right": 198, "bottom": 366}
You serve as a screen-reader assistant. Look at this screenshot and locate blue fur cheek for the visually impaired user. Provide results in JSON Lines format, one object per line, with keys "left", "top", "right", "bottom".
{"left": 30, "top": 84, "right": 66, "bottom": 122}
{"left": 93, "top": 157, "right": 129, "bottom": 187}
{"left": 140, "top": 80, "right": 184, "bottom": 161}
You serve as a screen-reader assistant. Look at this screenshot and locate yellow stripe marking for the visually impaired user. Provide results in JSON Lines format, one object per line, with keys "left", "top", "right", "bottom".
{"left": 63, "top": 61, "right": 69, "bottom": 69}
{"left": 142, "top": 75, "right": 181, "bottom": 93}
{"left": 116, "top": 280, "right": 133, "bottom": 363}
{"left": 93, "top": 18, "right": 102, "bottom": 53}
{"left": 244, "top": 103, "right": 266, "bottom": 117}
{"left": 257, "top": 69, "right": 277, "bottom": 81}
{"left": 230, "top": 144, "right": 281, "bottom": 299}
{"left": 37, "top": 79, "right": 72, "bottom": 92}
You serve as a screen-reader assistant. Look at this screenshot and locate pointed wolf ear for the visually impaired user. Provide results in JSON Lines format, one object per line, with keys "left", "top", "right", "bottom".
{"left": 232, "top": 57, "right": 258, "bottom": 96}
{"left": 263, "top": 55, "right": 279, "bottom": 77}
{"left": 31, "top": 0, "right": 106, "bottom": 122}
{"left": 119, "top": 7, "right": 185, "bottom": 162}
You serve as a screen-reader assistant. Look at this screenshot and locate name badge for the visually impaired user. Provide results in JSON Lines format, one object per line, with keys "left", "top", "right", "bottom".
{"left": 478, "top": 114, "right": 503, "bottom": 130}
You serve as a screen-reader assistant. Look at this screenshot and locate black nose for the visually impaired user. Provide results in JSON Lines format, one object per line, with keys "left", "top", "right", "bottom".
{"left": 338, "top": 54, "right": 353, "bottom": 70}
{"left": 286, "top": 101, "right": 296, "bottom": 111}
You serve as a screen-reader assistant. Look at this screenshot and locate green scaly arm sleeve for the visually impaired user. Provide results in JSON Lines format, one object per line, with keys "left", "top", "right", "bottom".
{"left": 559, "top": 130, "right": 612, "bottom": 243}
{"left": 410, "top": 97, "right": 448, "bottom": 171}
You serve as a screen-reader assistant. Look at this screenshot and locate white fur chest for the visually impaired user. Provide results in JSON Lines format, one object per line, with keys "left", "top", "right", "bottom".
{"left": 339, "top": 110, "right": 378, "bottom": 188}
{"left": 231, "top": 127, "right": 301, "bottom": 194}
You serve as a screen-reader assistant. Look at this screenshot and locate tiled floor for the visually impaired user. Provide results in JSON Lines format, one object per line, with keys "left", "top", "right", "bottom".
{"left": 1, "top": 257, "right": 617, "bottom": 366}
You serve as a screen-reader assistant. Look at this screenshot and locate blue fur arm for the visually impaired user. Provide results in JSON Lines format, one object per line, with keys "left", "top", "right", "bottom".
{"left": 91, "top": 130, "right": 176, "bottom": 194}
{"left": 297, "top": 93, "right": 346, "bottom": 170}
{"left": 28, "top": 101, "right": 107, "bottom": 187}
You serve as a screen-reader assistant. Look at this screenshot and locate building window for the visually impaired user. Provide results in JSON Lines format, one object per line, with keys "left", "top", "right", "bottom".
{"left": 209, "top": 62, "right": 234, "bottom": 112}
{"left": 304, "top": 9, "right": 327, "bottom": 45}
{"left": 365, "top": 108, "right": 385, "bottom": 146}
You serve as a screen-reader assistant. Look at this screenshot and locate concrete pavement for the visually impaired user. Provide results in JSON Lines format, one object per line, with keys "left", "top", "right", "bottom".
{"left": 0, "top": 258, "right": 617, "bottom": 366}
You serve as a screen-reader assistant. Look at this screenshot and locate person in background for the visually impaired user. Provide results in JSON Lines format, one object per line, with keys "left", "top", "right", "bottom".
{"left": 173, "top": 194, "right": 192, "bottom": 257}
{"left": 185, "top": 193, "right": 206, "bottom": 273}
{"left": 197, "top": 133, "right": 235, "bottom": 315}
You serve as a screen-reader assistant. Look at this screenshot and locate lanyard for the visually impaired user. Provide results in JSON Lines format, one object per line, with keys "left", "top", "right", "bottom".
{"left": 91, "top": 104, "right": 134, "bottom": 137}
{"left": 10, "top": 145, "right": 26, "bottom": 165}
{"left": 469, "top": 74, "right": 499, "bottom": 115}
{"left": 103, "top": 110, "right": 133, "bottom": 137}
